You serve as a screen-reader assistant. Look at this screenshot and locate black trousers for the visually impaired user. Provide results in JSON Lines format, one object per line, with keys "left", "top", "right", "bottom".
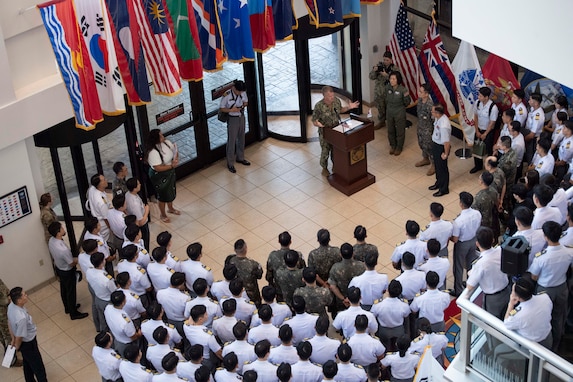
{"left": 56, "top": 267, "right": 78, "bottom": 315}
{"left": 140, "top": 223, "right": 150, "bottom": 252}
{"left": 20, "top": 337, "right": 47, "bottom": 382}
{"left": 474, "top": 129, "right": 494, "bottom": 169}
{"left": 432, "top": 142, "right": 449, "bottom": 193}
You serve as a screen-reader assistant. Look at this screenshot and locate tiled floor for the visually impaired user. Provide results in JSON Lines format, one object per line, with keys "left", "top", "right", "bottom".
{"left": 2, "top": 119, "right": 485, "bottom": 381}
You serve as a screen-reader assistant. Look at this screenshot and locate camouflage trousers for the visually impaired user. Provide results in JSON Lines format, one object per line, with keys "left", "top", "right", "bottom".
{"left": 0, "top": 306, "right": 10, "bottom": 350}
{"left": 318, "top": 128, "right": 333, "bottom": 169}
{"left": 417, "top": 123, "right": 433, "bottom": 160}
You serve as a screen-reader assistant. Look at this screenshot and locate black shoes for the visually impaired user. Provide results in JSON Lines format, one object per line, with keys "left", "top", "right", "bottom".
{"left": 65, "top": 303, "right": 81, "bottom": 314}
{"left": 433, "top": 190, "right": 449, "bottom": 197}
{"left": 428, "top": 184, "right": 439, "bottom": 190}
{"left": 237, "top": 160, "right": 251, "bottom": 166}
{"left": 228, "top": 165, "right": 237, "bottom": 173}
{"left": 469, "top": 167, "right": 481, "bottom": 174}
{"left": 70, "top": 312, "right": 89, "bottom": 320}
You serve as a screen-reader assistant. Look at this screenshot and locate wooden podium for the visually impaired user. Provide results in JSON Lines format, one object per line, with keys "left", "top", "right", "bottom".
{"left": 323, "top": 115, "right": 376, "bottom": 196}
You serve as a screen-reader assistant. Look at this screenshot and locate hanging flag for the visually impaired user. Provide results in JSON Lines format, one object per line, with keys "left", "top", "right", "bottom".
{"left": 163, "top": 0, "right": 204, "bottom": 81}
{"left": 304, "top": 0, "right": 343, "bottom": 28}
{"left": 272, "top": 0, "right": 295, "bottom": 41}
{"left": 520, "top": 69, "right": 573, "bottom": 111}
{"left": 482, "top": 53, "right": 518, "bottom": 111}
{"left": 249, "top": 0, "right": 276, "bottom": 52}
{"left": 105, "top": 0, "right": 151, "bottom": 105}
{"left": 192, "top": 0, "right": 226, "bottom": 70}
{"left": 360, "top": 0, "right": 383, "bottom": 4}
{"left": 217, "top": 0, "right": 255, "bottom": 62}
{"left": 74, "top": 0, "right": 125, "bottom": 115}
{"left": 413, "top": 346, "right": 445, "bottom": 382}
{"left": 342, "top": 0, "right": 360, "bottom": 19}
{"left": 389, "top": 4, "right": 420, "bottom": 102}
{"left": 418, "top": 19, "right": 457, "bottom": 116}
{"left": 38, "top": 0, "right": 103, "bottom": 130}
{"left": 451, "top": 40, "right": 485, "bottom": 145}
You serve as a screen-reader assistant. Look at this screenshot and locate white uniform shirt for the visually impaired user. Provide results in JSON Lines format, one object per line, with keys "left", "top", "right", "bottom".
{"left": 512, "top": 102, "right": 528, "bottom": 127}
{"left": 180, "top": 259, "right": 214, "bottom": 290}
{"left": 408, "top": 332, "right": 448, "bottom": 359}
{"left": 347, "top": 332, "right": 385, "bottom": 367}
{"left": 86, "top": 268, "right": 115, "bottom": 301}
{"left": 466, "top": 247, "right": 508, "bottom": 294}
{"left": 419, "top": 220, "right": 453, "bottom": 251}
{"left": 92, "top": 346, "right": 122, "bottom": 381}
{"left": 475, "top": 99, "right": 499, "bottom": 131}
{"left": 147, "top": 343, "right": 184, "bottom": 373}
{"left": 125, "top": 191, "right": 146, "bottom": 221}
{"left": 107, "top": 208, "right": 127, "bottom": 239}
{"left": 432, "top": 114, "right": 451, "bottom": 145}
{"left": 269, "top": 344, "right": 298, "bottom": 365}
{"left": 332, "top": 306, "right": 377, "bottom": 338}
{"left": 513, "top": 228, "right": 546, "bottom": 267}
{"left": 290, "top": 360, "right": 323, "bottom": 382}
{"left": 531, "top": 205, "right": 562, "bottom": 230}
{"left": 391, "top": 238, "right": 428, "bottom": 270}
{"left": 531, "top": 153, "right": 555, "bottom": 177}
{"left": 222, "top": 340, "right": 257, "bottom": 374}
{"left": 152, "top": 373, "right": 187, "bottom": 382}
{"left": 418, "top": 257, "right": 450, "bottom": 289}
{"left": 87, "top": 186, "right": 112, "bottom": 240}
{"left": 559, "top": 227, "right": 573, "bottom": 246}
{"left": 248, "top": 323, "right": 281, "bottom": 346}
{"left": 220, "top": 297, "right": 256, "bottom": 326}
{"left": 165, "top": 252, "right": 182, "bottom": 273}
{"left": 141, "top": 319, "right": 182, "bottom": 347}
{"left": 528, "top": 245, "right": 573, "bottom": 287}
{"left": 176, "top": 361, "right": 208, "bottom": 381}
{"left": 308, "top": 335, "right": 340, "bottom": 365}
{"left": 213, "top": 369, "right": 242, "bottom": 381}
{"left": 381, "top": 352, "right": 419, "bottom": 380}
{"left": 348, "top": 270, "right": 388, "bottom": 306}
{"left": 549, "top": 188, "right": 568, "bottom": 225}
{"left": 284, "top": 313, "right": 318, "bottom": 345}
{"left": 156, "top": 287, "right": 190, "bottom": 322}
{"left": 148, "top": 141, "right": 175, "bottom": 167}
{"left": 410, "top": 289, "right": 451, "bottom": 324}
{"left": 371, "top": 297, "right": 410, "bottom": 328}
{"left": 395, "top": 269, "right": 426, "bottom": 301}
{"left": 511, "top": 133, "right": 526, "bottom": 164}
{"left": 504, "top": 293, "right": 553, "bottom": 342}
{"left": 183, "top": 324, "right": 221, "bottom": 360}
{"left": 84, "top": 231, "right": 111, "bottom": 258}
{"left": 117, "top": 260, "right": 152, "bottom": 295}
{"left": 452, "top": 208, "right": 482, "bottom": 241}
{"left": 7, "top": 303, "right": 36, "bottom": 342}
{"left": 104, "top": 305, "right": 136, "bottom": 344}
{"left": 119, "top": 288, "right": 146, "bottom": 319}
{"left": 184, "top": 296, "right": 222, "bottom": 328}
{"left": 212, "top": 316, "right": 238, "bottom": 344}
{"left": 527, "top": 107, "right": 545, "bottom": 136}
{"left": 558, "top": 135, "right": 573, "bottom": 162}
{"left": 78, "top": 252, "right": 93, "bottom": 274}
{"left": 48, "top": 237, "right": 74, "bottom": 271}
{"left": 119, "top": 360, "right": 154, "bottom": 382}
{"left": 220, "top": 90, "right": 248, "bottom": 117}
{"left": 211, "top": 280, "right": 248, "bottom": 301}
{"left": 250, "top": 301, "right": 292, "bottom": 327}
{"left": 123, "top": 240, "right": 151, "bottom": 269}
{"left": 243, "top": 360, "right": 279, "bottom": 382}
{"left": 147, "top": 262, "right": 175, "bottom": 291}
{"left": 334, "top": 362, "right": 367, "bottom": 382}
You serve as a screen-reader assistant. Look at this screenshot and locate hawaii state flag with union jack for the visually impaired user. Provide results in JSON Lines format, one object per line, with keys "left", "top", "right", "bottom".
{"left": 38, "top": 0, "right": 103, "bottom": 130}
{"left": 131, "top": 0, "right": 182, "bottom": 96}
{"left": 193, "top": 0, "right": 226, "bottom": 71}
{"left": 389, "top": 4, "right": 420, "bottom": 102}
{"left": 163, "top": 0, "right": 204, "bottom": 81}
{"left": 418, "top": 20, "right": 457, "bottom": 116}
{"left": 249, "top": 0, "right": 276, "bottom": 52}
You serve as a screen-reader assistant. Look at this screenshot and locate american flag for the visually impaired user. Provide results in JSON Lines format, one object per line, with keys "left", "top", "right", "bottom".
{"left": 418, "top": 20, "right": 457, "bottom": 116}
{"left": 389, "top": 4, "right": 420, "bottom": 102}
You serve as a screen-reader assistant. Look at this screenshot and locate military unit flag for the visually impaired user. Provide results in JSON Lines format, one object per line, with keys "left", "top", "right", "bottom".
{"left": 482, "top": 53, "right": 518, "bottom": 111}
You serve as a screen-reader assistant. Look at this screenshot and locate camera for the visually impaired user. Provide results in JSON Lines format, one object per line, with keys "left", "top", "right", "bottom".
{"left": 377, "top": 62, "right": 385, "bottom": 73}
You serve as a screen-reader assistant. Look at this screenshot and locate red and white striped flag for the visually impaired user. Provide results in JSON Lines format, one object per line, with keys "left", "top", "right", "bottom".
{"left": 389, "top": 4, "right": 421, "bottom": 102}
{"left": 131, "top": 0, "right": 182, "bottom": 96}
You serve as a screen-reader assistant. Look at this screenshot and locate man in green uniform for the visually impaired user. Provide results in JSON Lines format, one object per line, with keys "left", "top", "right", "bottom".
{"left": 275, "top": 250, "right": 306, "bottom": 308}
{"left": 369, "top": 51, "right": 397, "bottom": 129}
{"left": 472, "top": 171, "right": 499, "bottom": 233}
{"left": 308, "top": 229, "right": 341, "bottom": 287}
{"left": 328, "top": 243, "right": 366, "bottom": 316}
{"left": 312, "top": 86, "right": 360, "bottom": 176}
{"left": 227, "top": 239, "right": 263, "bottom": 306}
{"left": 293, "top": 267, "right": 332, "bottom": 315}
{"left": 266, "top": 231, "right": 305, "bottom": 302}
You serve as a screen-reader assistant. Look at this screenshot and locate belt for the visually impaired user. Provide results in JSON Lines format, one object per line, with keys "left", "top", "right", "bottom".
{"left": 485, "top": 283, "right": 509, "bottom": 296}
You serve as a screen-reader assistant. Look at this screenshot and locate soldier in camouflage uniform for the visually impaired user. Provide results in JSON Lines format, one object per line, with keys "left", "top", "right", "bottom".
{"left": 416, "top": 84, "right": 435, "bottom": 175}
{"left": 0, "top": 278, "right": 10, "bottom": 352}
{"left": 369, "top": 51, "right": 397, "bottom": 129}
{"left": 266, "top": 231, "right": 306, "bottom": 302}
{"left": 312, "top": 86, "right": 360, "bottom": 176}
{"left": 275, "top": 250, "right": 306, "bottom": 308}
{"left": 308, "top": 229, "right": 341, "bottom": 287}
{"left": 352, "top": 225, "right": 378, "bottom": 262}
{"left": 498, "top": 137, "right": 518, "bottom": 210}
{"left": 472, "top": 171, "right": 500, "bottom": 235}
{"left": 327, "top": 243, "right": 366, "bottom": 316}
{"left": 227, "top": 239, "right": 263, "bottom": 306}
{"left": 382, "top": 72, "right": 411, "bottom": 156}
{"left": 485, "top": 156, "right": 506, "bottom": 203}
{"left": 293, "top": 267, "right": 332, "bottom": 315}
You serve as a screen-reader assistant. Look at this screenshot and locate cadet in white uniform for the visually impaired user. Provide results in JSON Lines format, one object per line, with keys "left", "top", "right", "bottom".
{"left": 471, "top": 87, "right": 499, "bottom": 173}
{"left": 212, "top": 299, "right": 239, "bottom": 344}
{"left": 408, "top": 318, "right": 448, "bottom": 364}
{"left": 123, "top": 224, "right": 151, "bottom": 269}
{"left": 395, "top": 253, "right": 426, "bottom": 301}
{"left": 211, "top": 264, "right": 248, "bottom": 301}
{"left": 125, "top": 177, "right": 150, "bottom": 250}
{"left": 268, "top": 325, "right": 299, "bottom": 365}
{"left": 176, "top": 345, "right": 211, "bottom": 381}
{"left": 419, "top": 203, "right": 453, "bottom": 257}
{"left": 466, "top": 227, "right": 510, "bottom": 320}
{"left": 116, "top": 272, "right": 147, "bottom": 327}
{"left": 451, "top": 192, "right": 482, "bottom": 296}
{"left": 180, "top": 242, "right": 214, "bottom": 290}
{"left": 410, "top": 272, "right": 451, "bottom": 333}
{"left": 418, "top": 239, "right": 450, "bottom": 290}
{"left": 307, "top": 315, "right": 340, "bottom": 365}
{"left": 347, "top": 315, "right": 385, "bottom": 368}
{"left": 248, "top": 304, "right": 281, "bottom": 346}
{"left": 290, "top": 341, "right": 322, "bottom": 382}
{"left": 147, "top": 247, "right": 175, "bottom": 291}
{"left": 219, "top": 279, "right": 256, "bottom": 326}
{"left": 429, "top": 104, "right": 452, "bottom": 196}
{"left": 332, "top": 287, "right": 377, "bottom": 338}
{"left": 511, "top": 90, "right": 528, "bottom": 127}
{"left": 156, "top": 272, "right": 191, "bottom": 335}
{"left": 108, "top": 195, "right": 127, "bottom": 248}
{"left": 78, "top": 239, "right": 97, "bottom": 275}
{"left": 527, "top": 93, "right": 545, "bottom": 137}
{"left": 243, "top": 339, "right": 279, "bottom": 382}
{"left": 84, "top": 216, "right": 115, "bottom": 275}
{"left": 333, "top": 344, "right": 367, "bottom": 382}
{"left": 371, "top": 280, "right": 411, "bottom": 349}
{"left": 250, "top": 286, "right": 292, "bottom": 327}
{"left": 86, "top": 252, "right": 116, "bottom": 332}
{"left": 183, "top": 305, "right": 223, "bottom": 371}
{"left": 381, "top": 336, "right": 420, "bottom": 381}
{"left": 156, "top": 231, "right": 182, "bottom": 272}
{"left": 285, "top": 296, "right": 318, "bottom": 346}
{"left": 119, "top": 345, "right": 154, "bottom": 382}
{"left": 146, "top": 327, "right": 184, "bottom": 372}
{"left": 152, "top": 351, "right": 187, "bottom": 381}
{"left": 92, "top": 332, "right": 123, "bottom": 382}
{"left": 141, "top": 302, "right": 182, "bottom": 347}
{"left": 184, "top": 278, "right": 221, "bottom": 328}
{"left": 105, "top": 291, "right": 142, "bottom": 357}
{"left": 528, "top": 221, "right": 573, "bottom": 351}
{"left": 559, "top": 204, "right": 573, "bottom": 246}
{"left": 214, "top": 352, "right": 242, "bottom": 381}
{"left": 530, "top": 139, "right": 555, "bottom": 178}
{"left": 349, "top": 252, "right": 388, "bottom": 309}
{"left": 512, "top": 206, "right": 546, "bottom": 267}
{"left": 391, "top": 220, "right": 428, "bottom": 270}
{"left": 222, "top": 321, "right": 257, "bottom": 375}
{"left": 87, "top": 174, "right": 113, "bottom": 241}
{"left": 117, "top": 245, "right": 152, "bottom": 297}
{"left": 532, "top": 184, "right": 562, "bottom": 229}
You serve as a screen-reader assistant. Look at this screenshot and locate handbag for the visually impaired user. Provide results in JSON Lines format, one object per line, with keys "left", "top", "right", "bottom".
{"left": 217, "top": 109, "right": 229, "bottom": 122}
{"left": 472, "top": 139, "right": 486, "bottom": 159}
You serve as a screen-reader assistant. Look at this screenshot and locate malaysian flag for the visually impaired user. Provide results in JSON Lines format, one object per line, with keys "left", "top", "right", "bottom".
{"left": 418, "top": 20, "right": 457, "bottom": 116}
{"left": 389, "top": 4, "right": 420, "bottom": 102}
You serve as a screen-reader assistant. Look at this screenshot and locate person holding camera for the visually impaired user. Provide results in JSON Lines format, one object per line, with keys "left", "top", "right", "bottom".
{"left": 369, "top": 51, "right": 397, "bottom": 129}
{"left": 220, "top": 80, "right": 250, "bottom": 173}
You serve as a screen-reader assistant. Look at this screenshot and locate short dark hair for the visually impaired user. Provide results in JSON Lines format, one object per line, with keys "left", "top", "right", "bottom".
{"left": 513, "top": 89, "right": 525, "bottom": 99}
{"left": 340, "top": 243, "right": 353, "bottom": 259}
{"left": 190, "top": 304, "right": 207, "bottom": 322}
{"left": 433, "top": 103, "right": 445, "bottom": 115}
{"left": 402, "top": 252, "right": 415, "bottom": 268}
{"left": 84, "top": 216, "right": 99, "bottom": 233}
{"left": 388, "top": 279, "right": 402, "bottom": 298}
{"left": 315, "top": 314, "right": 329, "bottom": 335}
{"left": 277, "top": 362, "right": 292, "bottom": 382}
{"left": 512, "top": 182, "right": 528, "bottom": 200}
{"left": 116, "top": 272, "right": 130, "bottom": 288}
{"left": 430, "top": 202, "right": 444, "bottom": 218}
{"left": 48, "top": 221, "right": 62, "bottom": 237}
{"left": 476, "top": 226, "right": 494, "bottom": 249}
{"left": 81, "top": 238, "right": 98, "bottom": 254}
{"left": 157, "top": 231, "right": 172, "bottom": 246}
{"left": 530, "top": 92, "right": 542, "bottom": 104}
{"left": 480, "top": 171, "right": 494, "bottom": 187}
{"left": 162, "top": 352, "right": 179, "bottom": 372}
{"left": 234, "top": 239, "right": 246, "bottom": 253}
{"left": 229, "top": 279, "right": 243, "bottom": 296}
{"left": 500, "top": 135, "right": 512, "bottom": 149}
{"left": 186, "top": 242, "right": 202, "bottom": 260}
{"left": 186, "top": 344, "right": 204, "bottom": 362}
{"left": 120, "top": 244, "right": 138, "bottom": 261}
{"left": 354, "top": 225, "right": 367, "bottom": 241}
{"left": 426, "top": 271, "right": 440, "bottom": 289}
{"left": 459, "top": 191, "right": 474, "bottom": 208}
{"left": 95, "top": 331, "right": 112, "bottom": 348}
{"left": 337, "top": 343, "right": 352, "bottom": 362}
{"left": 258, "top": 304, "right": 273, "bottom": 322}
{"left": 302, "top": 267, "right": 317, "bottom": 283}
{"left": 153, "top": 326, "right": 168, "bottom": 344}
{"left": 9, "top": 287, "right": 24, "bottom": 304}
{"left": 503, "top": 108, "right": 516, "bottom": 119}
{"left": 367, "top": 362, "right": 381, "bottom": 378}
{"left": 284, "top": 250, "right": 300, "bottom": 268}
{"left": 233, "top": 321, "right": 247, "bottom": 340}
{"left": 354, "top": 314, "right": 368, "bottom": 332}
{"left": 478, "top": 87, "right": 491, "bottom": 98}
{"left": 262, "top": 285, "right": 276, "bottom": 302}
{"left": 537, "top": 138, "right": 551, "bottom": 154}
{"left": 347, "top": 286, "right": 361, "bottom": 304}
{"left": 389, "top": 71, "right": 403, "bottom": 85}
{"left": 542, "top": 221, "right": 562, "bottom": 243}
{"left": 509, "top": 120, "right": 521, "bottom": 133}
{"left": 242, "top": 370, "right": 258, "bottom": 382}
{"left": 406, "top": 220, "right": 420, "bottom": 236}
{"left": 147, "top": 302, "right": 163, "bottom": 320}
{"left": 112, "top": 193, "right": 126, "bottom": 209}
{"left": 110, "top": 290, "right": 125, "bottom": 306}
{"left": 90, "top": 252, "right": 105, "bottom": 268}
{"left": 233, "top": 80, "right": 246, "bottom": 91}
{"left": 223, "top": 352, "right": 238, "bottom": 371}
{"left": 296, "top": 341, "right": 312, "bottom": 361}
{"left": 292, "top": 295, "right": 306, "bottom": 314}
{"left": 152, "top": 246, "right": 167, "bottom": 262}
{"left": 364, "top": 252, "right": 378, "bottom": 268}
{"left": 124, "top": 344, "right": 140, "bottom": 362}
{"left": 533, "top": 184, "right": 554, "bottom": 206}
{"left": 113, "top": 162, "right": 125, "bottom": 175}
{"left": 170, "top": 272, "right": 186, "bottom": 287}
{"left": 427, "top": 239, "right": 441, "bottom": 257}
{"left": 90, "top": 174, "right": 103, "bottom": 187}
{"left": 126, "top": 177, "right": 138, "bottom": 191}
{"left": 278, "top": 231, "right": 292, "bottom": 246}
{"left": 513, "top": 206, "right": 534, "bottom": 227}
{"left": 124, "top": 214, "right": 136, "bottom": 226}
{"left": 513, "top": 276, "right": 535, "bottom": 301}
{"left": 279, "top": 324, "right": 293, "bottom": 342}
{"left": 558, "top": 112, "right": 570, "bottom": 124}
{"left": 317, "top": 229, "right": 330, "bottom": 245}
{"left": 323, "top": 360, "right": 338, "bottom": 378}
{"left": 223, "top": 298, "right": 237, "bottom": 315}
{"left": 193, "top": 278, "right": 208, "bottom": 296}
{"left": 254, "top": 339, "right": 271, "bottom": 358}
{"left": 223, "top": 264, "right": 238, "bottom": 280}
{"left": 124, "top": 223, "right": 140, "bottom": 242}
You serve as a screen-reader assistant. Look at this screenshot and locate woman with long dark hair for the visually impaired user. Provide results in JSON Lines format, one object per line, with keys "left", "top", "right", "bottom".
{"left": 146, "top": 129, "right": 179, "bottom": 223}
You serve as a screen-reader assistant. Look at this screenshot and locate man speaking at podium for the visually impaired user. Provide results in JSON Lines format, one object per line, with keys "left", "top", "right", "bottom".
{"left": 313, "top": 86, "right": 360, "bottom": 177}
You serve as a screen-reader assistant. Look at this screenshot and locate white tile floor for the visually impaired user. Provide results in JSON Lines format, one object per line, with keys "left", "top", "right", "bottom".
{"left": 1, "top": 116, "right": 483, "bottom": 381}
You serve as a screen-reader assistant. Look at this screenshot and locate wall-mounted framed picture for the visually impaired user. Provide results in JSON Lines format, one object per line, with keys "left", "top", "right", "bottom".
{"left": 0, "top": 186, "right": 32, "bottom": 228}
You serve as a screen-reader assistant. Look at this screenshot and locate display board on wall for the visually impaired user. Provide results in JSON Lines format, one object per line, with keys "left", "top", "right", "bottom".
{"left": 0, "top": 186, "right": 32, "bottom": 228}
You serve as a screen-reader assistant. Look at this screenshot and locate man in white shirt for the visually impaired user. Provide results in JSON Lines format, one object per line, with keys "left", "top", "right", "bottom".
{"left": 125, "top": 177, "right": 150, "bottom": 250}
{"left": 419, "top": 202, "right": 453, "bottom": 258}
{"left": 530, "top": 139, "right": 555, "bottom": 178}
{"left": 290, "top": 341, "right": 323, "bottom": 381}
{"left": 84, "top": 216, "right": 115, "bottom": 275}
{"left": 250, "top": 286, "right": 292, "bottom": 327}
{"left": 348, "top": 252, "right": 388, "bottom": 309}
{"left": 248, "top": 304, "right": 280, "bottom": 346}
{"left": 92, "top": 331, "right": 122, "bottom": 382}
{"left": 212, "top": 299, "right": 238, "bottom": 344}
{"left": 140, "top": 302, "right": 182, "bottom": 348}
{"left": 410, "top": 271, "right": 451, "bottom": 332}
{"left": 418, "top": 239, "right": 450, "bottom": 290}
{"left": 308, "top": 314, "right": 340, "bottom": 365}
{"left": 87, "top": 173, "right": 112, "bottom": 241}
{"left": 86, "top": 252, "right": 115, "bottom": 331}
{"left": 105, "top": 291, "right": 142, "bottom": 357}
{"left": 391, "top": 220, "right": 428, "bottom": 270}
{"left": 286, "top": 296, "right": 318, "bottom": 345}
{"left": 470, "top": 87, "right": 499, "bottom": 174}
{"left": 512, "top": 206, "right": 546, "bottom": 267}
{"left": 183, "top": 305, "right": 223, "bottom": 372}
{"left": 532, "top": 184, "right": 562, "bottom": 229}
{"left": 332, "top": 287, "right": 377, "bottom": 338}
{"left": 508, "top": 121, "right": 526, "bottom": 167}
{"left": 511, "top": 89, "right": 528, "bottom": 127}
{"left": 108, "top": 193, "right": 127, "bottom": 249}
{"left": 180, "top": 242, "right": 214, "bottom": 290}
{"left": 156, "top": 272, "right": 190, "bottom": 335}
{"left": 222, "top": 321, "right": 257, "bottom": 375}
{"left": 527, "top": 92, "right": 545, "bottom": 138}
{"left": 147, "top": 247, "right": 175, "bottom": 291}
{"left": 243, "top": 339, "right": 278, "bottom": 381}
{"left": 220, "top": 279, "right": 256, "bottom": 326}
{"left": 184, "top": 278, "right": 221, "bottom": 328}
{"left": 123, "top": 224, "right": 150, "bottom": 269}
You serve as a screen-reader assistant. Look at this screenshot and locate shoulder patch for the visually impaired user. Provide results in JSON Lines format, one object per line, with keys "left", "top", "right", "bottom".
{"left": 395, "top": 241, "right": 405, "bottom": 247}
{"left": 130, "top": 292, "right": 140, "bottom": 299}
{"left": 535, "top": 249, "right": 546, "bottom": 258}
{"left": 172, "top": 255, "right": 180, "bottom": 262}
{"left": 138, "top": 267, "right": 146, "bottom": 274}
{"left": 122, "top": 313, "right": 131, "bottom": 323}
{"left": 202, "top": 264, "right": 212, "bottom": 271}
{"left": 373, "top": 299, "right": 380, "bottom": 304}
{"left": 106, "top": 273, "right": 113, "bottom": 280}
{"left": 113, "top": 352, "right": 121, "bottom": 359}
